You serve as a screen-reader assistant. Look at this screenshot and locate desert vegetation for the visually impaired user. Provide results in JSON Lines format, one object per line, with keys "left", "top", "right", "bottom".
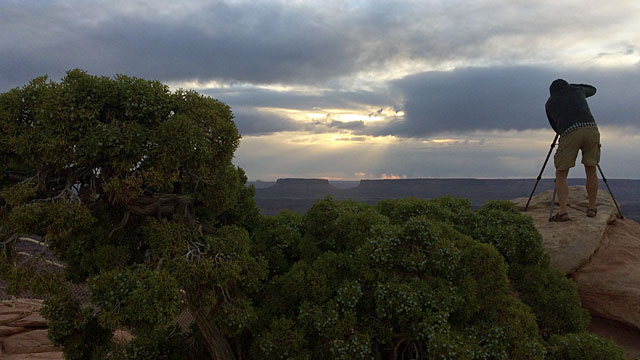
{"left": 0, "top": 71, "right": 625, "bottom": 359}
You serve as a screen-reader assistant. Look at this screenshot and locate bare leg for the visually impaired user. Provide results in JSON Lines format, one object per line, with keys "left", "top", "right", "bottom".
{"left": 556, "top": 169, "right": 570, "bottom": 214}
{"left": 585, "top": 165, "right": 598, "bottom": 209}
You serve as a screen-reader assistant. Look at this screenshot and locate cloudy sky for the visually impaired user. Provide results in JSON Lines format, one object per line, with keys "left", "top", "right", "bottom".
{"left": 2, "top": 0, "right": 640, "bottom": 180}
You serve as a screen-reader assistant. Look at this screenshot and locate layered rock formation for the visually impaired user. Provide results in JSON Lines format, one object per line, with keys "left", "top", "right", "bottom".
{"left": 514, "top": 186, "right": 640, "bottom": 358}
{"left": 0, "top": 299, "right": 62, "bottom": 359}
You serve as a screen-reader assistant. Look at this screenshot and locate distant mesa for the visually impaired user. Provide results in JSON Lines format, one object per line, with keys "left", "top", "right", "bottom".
{"left": 252, "top": 178, "right": 640, "bottom": 221}
{"left": 256, "top": 178, "right": 342, "bottom": 199}
{"left": 274, "top": 178, "right": 330, "bottom": 186}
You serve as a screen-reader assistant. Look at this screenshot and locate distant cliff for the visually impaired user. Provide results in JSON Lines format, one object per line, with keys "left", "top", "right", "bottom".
{"left": 253, "top": 178, "right": 640, "bottom": 221}
{"left": 255, "top": 178, "right": 344, "bottom": 199}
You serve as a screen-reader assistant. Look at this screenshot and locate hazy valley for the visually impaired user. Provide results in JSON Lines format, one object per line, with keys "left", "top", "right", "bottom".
{"left": 251, "top": 178, "right": 640, "bottom": 222}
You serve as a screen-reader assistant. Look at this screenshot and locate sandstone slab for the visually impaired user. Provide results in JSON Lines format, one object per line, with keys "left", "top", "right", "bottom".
{"left": 1, "top": 352, "right": 64, "bottom": 360}
{"left": 513, "top": 185, "right": 620, "bottom": 274}
{"left": 0, "top": 314, "right": 25, "bottom": 327}
{"left": 0, "top": 300, "right": 43, "bottom": 314}
{"left": 0, "top": 325, "right": 26, "bottom": 336}
{"left": 573, "top": 218, "right": 640, "bottom": 329}
{"left": 589, "top": 316, "right": 640, "bottom": 360}
{"left": 2, "top": 329, "right": 60, "bottom": 354}
{"left": 8, "top": 313, "right": 47, "bottom": 328}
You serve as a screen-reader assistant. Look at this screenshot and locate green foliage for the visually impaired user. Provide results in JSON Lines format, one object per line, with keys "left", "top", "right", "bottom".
{"left": 7, "top": 201, "right": 96, "bottom": 246}
{"left": 40, "top": 292, "right": 113, "bottom": 360}
{"left": 513, "top": 264, "right": 589, "bottom": 336}
{"left": 0, "top": 70, "right": 261, "bottom": 359}
{"left": 376, "top": 195, "right": 471, "bottom": 225}
{"left": 89, "top": 267, "right": 183, "bottom": 331}
{"left": 216, "top": 167, "right": 261, "bottom": 231}
{"left": 109, "top": 326, "right": 209, "bottom": 360}
{"left": 0, "top": 255, "right": 65, "bottom": 296}
{"left": 463, "top": 201, "right": 547, "bottom": 268}
{"left": 546, "top": 332, "right": 626, "bottom": 360}
{"left": 302, "top": 197, "right": 389, "bottom": 257}
{"left": 0, "top": 179, "right": 37, "bottom": 206}
{"left": 463, "top": 202, "right": 590, "bottom": 337}
{"left": 251, "top": 210, "right": 304, "bottom": 275}
{"left": 245, "top": 196, "right": 620, "bottom": 359}
{"left": 378, "top": 197, "right": 589, "bottom": 338}
{"left": 249, "top": 200, "right": 550, "bottom": 359}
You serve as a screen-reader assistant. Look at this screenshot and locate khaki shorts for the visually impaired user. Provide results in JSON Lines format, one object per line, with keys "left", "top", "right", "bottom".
{"left": 554, "top": 127, "right": 601, "bottom": 170}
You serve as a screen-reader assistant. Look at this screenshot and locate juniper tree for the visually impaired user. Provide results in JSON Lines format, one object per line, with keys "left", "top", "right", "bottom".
{"left": 0, "top": 69, "right": 264, "bottom": 359}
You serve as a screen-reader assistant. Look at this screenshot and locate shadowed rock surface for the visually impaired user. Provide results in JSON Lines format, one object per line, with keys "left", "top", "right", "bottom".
{"left": 0, "top": 300, "right": 62, "bottom": 359}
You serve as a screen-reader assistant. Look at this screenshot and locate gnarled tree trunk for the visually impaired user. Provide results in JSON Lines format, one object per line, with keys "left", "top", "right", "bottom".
{"left": 191, "top": 306, "right": 236, "bottom": 360}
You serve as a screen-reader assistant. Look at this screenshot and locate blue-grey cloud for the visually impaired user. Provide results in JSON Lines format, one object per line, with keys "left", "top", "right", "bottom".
{"left": 232, "top": 107, "right": 302, "bottom": 135}
{"left": 202, "top": 87, "right": 389, "bottom": 111}
{"left": 3, "top": 0, "right": 636, "bottom": 92}
{"left": 362, "top": 65, "right": 640, "bottom": 138}
{"left": 381, "top": 66, "right": 554, "bottom": 136}
{"left": 0, "top": 1, "right": 360, "bottom": 91}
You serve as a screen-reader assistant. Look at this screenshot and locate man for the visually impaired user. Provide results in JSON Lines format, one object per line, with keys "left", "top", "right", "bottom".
{"left": 545, "top": 79, "right": 601, "bottom": 222}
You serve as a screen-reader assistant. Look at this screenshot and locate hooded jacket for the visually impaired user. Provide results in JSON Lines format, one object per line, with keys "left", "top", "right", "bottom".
{"left": 545, "top": 83, "right": 597, "bottom": 137}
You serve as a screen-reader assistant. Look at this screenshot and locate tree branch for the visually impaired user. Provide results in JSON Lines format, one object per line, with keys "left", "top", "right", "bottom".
{"left": 108, "top": 211, "right": 131, "bottom": 238}
{"left": 18, "top": 236, "right": 47, "bottom": 247}
{"left": 126, "top": 194, "right": 194, "bottom": 217}
{"left": 16, "top": 252, "right": 65, "bottom": 268}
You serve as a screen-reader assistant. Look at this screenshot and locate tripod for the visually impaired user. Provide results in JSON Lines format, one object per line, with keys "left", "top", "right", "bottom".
{"left": 524, "top": 135, "right": 624, "bottom": 220}
{"left": 524, "top": 134, "right": 558, "bottom": 212}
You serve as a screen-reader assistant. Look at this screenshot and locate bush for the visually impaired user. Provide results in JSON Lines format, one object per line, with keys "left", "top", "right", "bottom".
{"left": 546, "top": 332, "right": 626, "bottom": 360}
{"left": 249, "top": 202, "right": 549, "bottom": 359}
{"left": 40, "top": 292, "right": 113, "bottom": 360}
{"left": 245, "top": 196, "right": 618, "bottom": 359}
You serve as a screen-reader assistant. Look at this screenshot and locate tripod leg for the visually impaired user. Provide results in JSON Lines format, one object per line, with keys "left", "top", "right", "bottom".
{"left": 548, "top": 179, "right": 557, "bottom": 221}
{"left": 597, "top": 164, "right": 624, "bottom": 219}
{"left": 525, "top": 134, "right": 559, "bottom": 211}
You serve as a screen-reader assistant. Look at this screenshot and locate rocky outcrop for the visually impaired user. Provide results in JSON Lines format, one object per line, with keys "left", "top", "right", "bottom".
{"left": 572, "top": 217, "right": 640, "bottom": 329}
{"left": 0, "top": 299, "right": 62, "bottom": 359}
{"left": 513, "top": 186, "right": 620, "bottom": 274}
{"left": 0, "top": 299, "right": 137, "bottom": 359}
{"left": 514, "top": 185, "right": 640, "bottom": 357}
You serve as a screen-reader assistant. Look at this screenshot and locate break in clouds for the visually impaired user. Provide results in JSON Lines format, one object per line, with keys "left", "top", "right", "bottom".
{"left": 217, "top": 65, "right": 640, "bottom": 138}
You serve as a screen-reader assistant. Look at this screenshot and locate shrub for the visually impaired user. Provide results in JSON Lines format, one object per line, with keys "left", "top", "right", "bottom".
{"left": 546, "top": 332, "right": 626, "bottom": 360}
{"left": 250, "top": 203, "right": 548, "bottom": 359}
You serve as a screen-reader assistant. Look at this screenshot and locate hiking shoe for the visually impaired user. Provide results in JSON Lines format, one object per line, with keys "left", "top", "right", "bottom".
{"left": 550, "top": 212, "right": 570, "bottom": 222}
{"left": 587, "top": 208, "right": 597, "bottom": 217}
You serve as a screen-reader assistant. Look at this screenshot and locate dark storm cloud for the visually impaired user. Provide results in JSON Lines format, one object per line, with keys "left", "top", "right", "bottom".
{"left": 377, "top": 66, "right": 554, "bottom": 137}
{"left": 202, "top": 87, "right": 389, "bottom": 111}
{"left": 0, "top": 1, "right": 360, "bottom": 91}
{"left": 364, "top": 65, "right": 640, "bottom": 138}
{"left": 3, "top": 0, "right": 630, "bottom": 92}
{"left": 232, "top": 107, "right": 302, "bottom": 135}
